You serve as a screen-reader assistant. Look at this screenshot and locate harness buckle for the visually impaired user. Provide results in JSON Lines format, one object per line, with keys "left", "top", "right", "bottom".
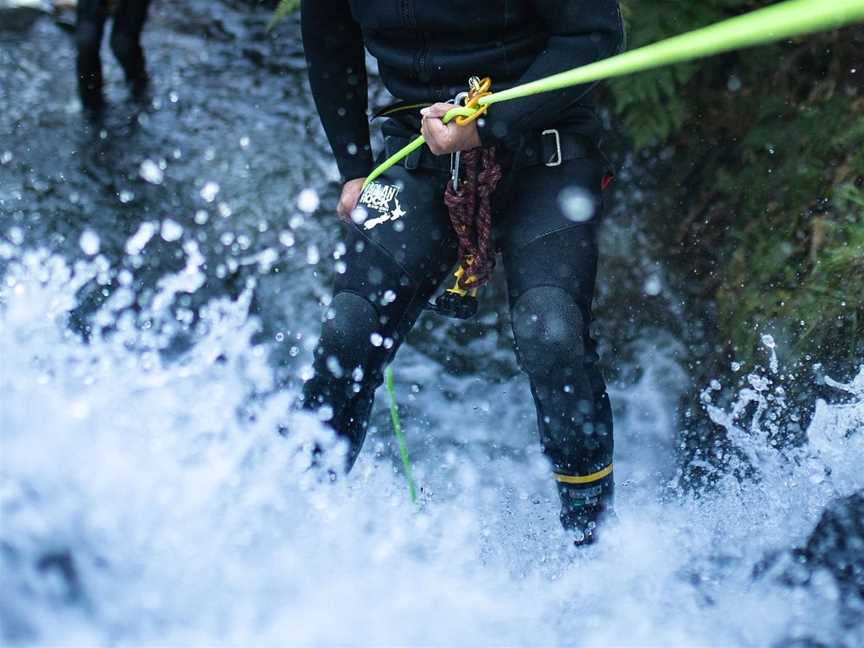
{"left": 542, "top": 129, "right": 562, "bottom": 167}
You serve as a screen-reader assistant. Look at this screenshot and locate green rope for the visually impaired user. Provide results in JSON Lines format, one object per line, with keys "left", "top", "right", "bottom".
{"left": 363, "top": 0, "right": 864, "bottom": 189}
{"left": 266, "top": 0, "right": 299, "bottom": 32}
{"left": 363, "top": 106, "right": 474, "bottom": 189}
{"left": 385, "top": 366, "right": 418, "bottom": 503}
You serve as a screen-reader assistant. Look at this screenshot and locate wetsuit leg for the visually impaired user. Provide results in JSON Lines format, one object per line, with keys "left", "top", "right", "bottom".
{"left": 302, "top": 165, "right": 457, "bottom": 471}
{"left": 110, "top": 0, "right": 152, "bottom": 94}
{"left": 75, "top": 0, "right": 109, "bottom": 110}
{"left": 499, "top": 153, "right": 614, "bottom": 540}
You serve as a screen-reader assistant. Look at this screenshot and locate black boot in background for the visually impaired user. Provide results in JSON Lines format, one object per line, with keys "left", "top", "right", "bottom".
{"left": 558, "top": 471, "right": 616, "bottom": 546}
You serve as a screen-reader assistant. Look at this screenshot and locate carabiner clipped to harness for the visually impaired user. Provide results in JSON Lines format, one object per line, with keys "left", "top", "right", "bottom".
{"left": 455, "top": 76, "right": 492, "bottom": 126}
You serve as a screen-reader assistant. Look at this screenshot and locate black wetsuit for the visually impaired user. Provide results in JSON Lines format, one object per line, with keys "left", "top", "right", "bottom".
{"left": 300, "top": 0, "right": 624, "bottom": 541}
{"left": 75, "top": 0, "right": 152, "bottom": 110}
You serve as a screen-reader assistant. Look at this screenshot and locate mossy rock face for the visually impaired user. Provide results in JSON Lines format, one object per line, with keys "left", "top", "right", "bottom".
{"left": 611, "top": 1, "right": 864, "bottom": 372}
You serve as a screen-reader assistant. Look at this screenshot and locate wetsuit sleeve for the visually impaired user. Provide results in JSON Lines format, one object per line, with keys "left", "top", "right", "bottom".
{"left": 475, "top": 0, "right": 624, "bottom": 146}
{"left": 300, "top": 0, "right": 373, "bottom": 182}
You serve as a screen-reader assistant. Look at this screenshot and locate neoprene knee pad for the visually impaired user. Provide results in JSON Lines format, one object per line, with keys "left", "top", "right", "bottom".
{"left": 511, "top": 286, "right": 586, "bottom": 377}
{"left": 316, "top": 291, "right": 381, "bottom": 380}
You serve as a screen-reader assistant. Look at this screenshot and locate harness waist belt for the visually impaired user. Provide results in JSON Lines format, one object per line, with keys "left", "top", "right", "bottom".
{"left": 382, "top": 129, "right": 597, "bottom": 174}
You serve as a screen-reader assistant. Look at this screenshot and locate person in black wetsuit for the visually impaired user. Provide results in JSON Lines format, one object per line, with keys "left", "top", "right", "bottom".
{"left": 75, "top": 0, "right": 152, "bottom": 112}
{"left": 299, "top": 0, "right": 624, "bottom": 545}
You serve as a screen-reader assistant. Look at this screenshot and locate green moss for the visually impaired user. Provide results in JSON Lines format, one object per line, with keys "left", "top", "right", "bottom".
{"left": 610, "top": 1, "right": 863, "bottom": 368}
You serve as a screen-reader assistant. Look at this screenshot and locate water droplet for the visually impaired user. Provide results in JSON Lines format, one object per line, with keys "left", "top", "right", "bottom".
{"left": 370, "top": 333, "right": 383, "bottom": 347}
{"left": 279, "top": 231, "right": 295, "bottom": 247}
{"left": 644, "top": 275, "right": 662, "bottom": 296}
{"left": 558, "top": 187, "right": 595, "bottom": 222}
{"left": 326, "top": 356, "right": 343, "bottom": 378}
{"left": 351, "top": 207, "right": 368, "bottom": 225}
{"left": 161, "top": 219, "right": 183, "bottom": 242}
{"left": 125, "top": 222, "right": 157, "bottom": 255}
{"left": 239, "top": 136, "right": 250, "bottom": 148}
{"left": 194, "top": 210, "right": 209, "bottom": 225}
{"left": 200, "top": 181, "right": 220, "bottom": 203}
{"left": 79, "top": 229, "right": 100, "bottom": 256}
{"left": 297, "top": 189, "right": 320, "bottom": 213}
{"left": 139, "top": 159, "right": 164, "bottom": 184}
{"left": 119, "top": 190, "right": 134, "bottom": 204}
{"left": 299, "top": 365, "right": 314, "bottom": 381}
{"left": 1, "top": 151, "right": 12, "bottom": 164}
{"left": 306, "top": 245, "right": 320, "bottom": 265}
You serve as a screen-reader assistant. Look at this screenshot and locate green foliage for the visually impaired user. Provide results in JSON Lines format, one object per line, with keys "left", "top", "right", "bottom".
{"left": 267, "top": 0, "right": 299, "bottom": 32}
{"left": 610, "top": 0, "right": 753, "bottom": 148}
{"left": 609, "top": 0, "right": 864, "bottom": 368}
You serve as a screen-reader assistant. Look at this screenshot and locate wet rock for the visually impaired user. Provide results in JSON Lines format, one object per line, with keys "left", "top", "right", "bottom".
{"left": 761, "top": 491, "right": 864, "bottom": 632}
{"left": 797, "top": 491, "right": 864, "bottom": 609}
{"left": 0, "top": 0, "right": 50, "bottom": 32}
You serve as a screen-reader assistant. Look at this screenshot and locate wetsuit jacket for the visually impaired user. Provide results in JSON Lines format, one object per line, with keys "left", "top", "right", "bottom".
{"left": 300, "top": 0, "right": 624, "bottom": 181}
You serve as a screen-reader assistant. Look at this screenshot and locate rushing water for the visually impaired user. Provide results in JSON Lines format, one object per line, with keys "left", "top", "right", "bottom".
{"left": 2, "top": 2, "right": 863, "bottom": 646}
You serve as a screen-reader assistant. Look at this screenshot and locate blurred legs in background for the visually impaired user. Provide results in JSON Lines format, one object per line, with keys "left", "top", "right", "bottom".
{"left": 75, "top": 0, "right": 152, "bottom": 111}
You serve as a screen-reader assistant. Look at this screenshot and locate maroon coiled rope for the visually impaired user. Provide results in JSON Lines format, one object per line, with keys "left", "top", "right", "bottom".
{"left": 443, "top": 147, "right": 503, "bottom": 291}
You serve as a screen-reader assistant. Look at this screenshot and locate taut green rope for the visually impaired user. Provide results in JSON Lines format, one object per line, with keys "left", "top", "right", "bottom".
{"left": 363, "top": 0, "right": 864, "bottom": 189}
{"left": 385, "top": 366, "right": 418, "bottom": 503}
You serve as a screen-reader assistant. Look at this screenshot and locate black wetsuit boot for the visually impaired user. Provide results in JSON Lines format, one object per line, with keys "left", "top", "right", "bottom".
{"left": 300, "top": 120, "right": 615, "bottom": 540}
{"left": 75, "top": 0, "right": 152, "bottom": 111}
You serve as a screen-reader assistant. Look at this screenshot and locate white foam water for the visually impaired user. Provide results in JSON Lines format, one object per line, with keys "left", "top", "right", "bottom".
{"left": 1, "top": 246, "right": 862, "bottom": 646}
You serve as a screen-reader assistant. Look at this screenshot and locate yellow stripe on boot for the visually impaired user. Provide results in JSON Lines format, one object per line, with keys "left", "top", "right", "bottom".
{"left": 554, "top": 464, "right": 613, "bottom": 485}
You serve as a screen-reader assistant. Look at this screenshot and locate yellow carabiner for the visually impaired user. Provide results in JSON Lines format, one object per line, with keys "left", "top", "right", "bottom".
{"left": 455, "top": 76, "right": 492, "bottom": 126}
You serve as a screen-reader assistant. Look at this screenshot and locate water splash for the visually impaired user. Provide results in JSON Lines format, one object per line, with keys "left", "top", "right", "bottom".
{"left": 1, "top": 244, "right": 862, "bottom": 646}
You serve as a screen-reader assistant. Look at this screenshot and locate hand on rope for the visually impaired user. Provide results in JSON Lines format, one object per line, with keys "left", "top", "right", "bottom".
{"left": 420, "top": 103, "right": 481, "bottom": 155}
{"left": 420, "top": 77, "right": 492, "bottom": 155}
